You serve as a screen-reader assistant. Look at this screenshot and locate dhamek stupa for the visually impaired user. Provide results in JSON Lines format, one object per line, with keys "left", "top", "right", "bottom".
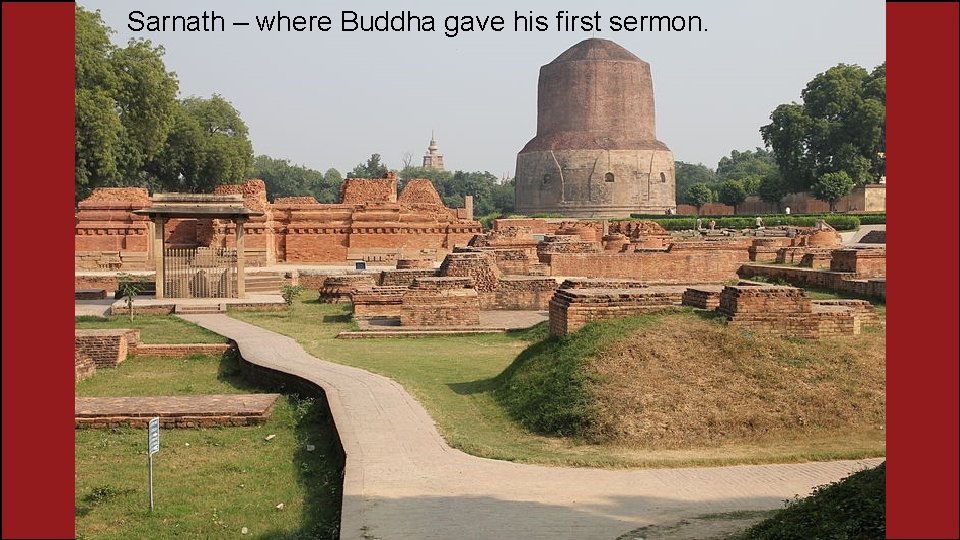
{"left": 515, "top": 38, "right": 676, "bottom": 218}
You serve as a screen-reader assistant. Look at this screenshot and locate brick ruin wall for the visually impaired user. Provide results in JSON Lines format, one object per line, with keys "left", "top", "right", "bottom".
{"left": 830, "top": 248, "right": 887, "bottom": 277}
{"left": 400, "top": 280, "right": 480, "bottom": 327}
{"left": 351, "top": 286, "right": 407, "bottom": 320}
{"left": 75, "top": 188, "right": 153, "bottom": 270}
{"left": 717, "top": 286, "right": 875, "bottom": 339}
{"left": 439, "top": 252, "right": 501, "bottom": 291}
{"left": 75, "top": 329, "right": 139, "bottom": 368}
{"left": 480, "top": 276, "right": 558, "bottom": 310}
{"left": 76, "top": 177, "right": 481, "bottom": 268}
{"left": 491, "top": 218, "right": 559, "bottom": 234}
{"left": 75, "top": 351, "right": 96, "bottom": 382}
{"left": 131, "top": 343, "right": 232, "bottom": 358}
{"left": 680, "top": 286, "right": 725, "bottom": 309}
{"left": 548, "top": 287, "right": 686, "bottom": 337}
{"left": 547, "top": 242, "right": 750, "bottom": 282}
{"left": 748, "top": 238, "right": 794, "bottom": 263}
{"left": 717, "top": 286, "right": 818, "bottom": 339}
{"left": 379, "top": 269, "right": 440, "bottom": 287}
{"left": 738, "top": 264, "right": 886, "bottom": 301}
{"left": 318, "top": 274, "right": 378, "bottom": 303}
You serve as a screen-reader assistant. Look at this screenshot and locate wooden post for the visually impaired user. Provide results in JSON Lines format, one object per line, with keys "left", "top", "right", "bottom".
{"left": 153, "top": 217, "right": 166, "bottom": 299}
{"left": 236, "top": 218, "right": 246, "bottom": 299}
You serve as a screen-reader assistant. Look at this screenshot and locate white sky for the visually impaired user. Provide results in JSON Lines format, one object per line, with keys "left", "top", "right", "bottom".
{"left": 78, "top": 0, "right": 886, "bottom": 178}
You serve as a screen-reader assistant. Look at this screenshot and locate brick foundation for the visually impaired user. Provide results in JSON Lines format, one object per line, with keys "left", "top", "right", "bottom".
{"left": 480, "top": 276, "right": 558, "bottom": 310}
{"left": 401, "top": 287, "right": 480, "bottom": 327}
{"left": 379, "top": 268, "right": 439, "bottom": 287}
{"left": 351, "top": 287, "right": 407, "bottom": 320}
{"left": 717, "top": 286, "right": 876, "bottom": 339}
{"left": 680, "top": 286, "right": 725, "bottom": 309}
{"left": 548, "top": 286, "right": 687, "bottom": 337}
{"left": 75, "top": 351, "right": 97, "bottom": 382}
{"left": 737, "top": 264, "right": 886, "bottom": 301}
{"left": 547, "top": 241, "right": 750, "bottom": 283}
{"left": 317, "top": 274, "right": 378, "bottom": 303}
{"left": 75, "top": 329, "right": 139, "bottom": 368}
{"left": 132, "top": 343, "right": 232, "bottom": 358}
{"left": 830, "top": 248, "right": 887, "bottom": 277}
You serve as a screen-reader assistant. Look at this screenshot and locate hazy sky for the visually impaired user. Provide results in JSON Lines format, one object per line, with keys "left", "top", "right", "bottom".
{"left": 78, "top": 0, "right": 885, "bottom": 178}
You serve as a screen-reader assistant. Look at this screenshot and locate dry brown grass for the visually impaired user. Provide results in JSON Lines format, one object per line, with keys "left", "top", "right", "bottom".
{"left": 584, "top": 315, "right": 886, "bottom": 449}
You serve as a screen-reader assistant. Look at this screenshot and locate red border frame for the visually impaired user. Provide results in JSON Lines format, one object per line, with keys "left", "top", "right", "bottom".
{"left": 886, "top": 2, "right": 960, "bottom": 538}
{"left": 2, "top": 1, "right": 76, "bottom": 538}
{"left": 1, "top": 1, "right": 958, "bottom": 538}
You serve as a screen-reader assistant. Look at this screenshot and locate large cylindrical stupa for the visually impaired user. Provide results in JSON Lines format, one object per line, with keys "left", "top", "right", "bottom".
{"left": 515, "top": 38, "right": 676, "bottom": 218}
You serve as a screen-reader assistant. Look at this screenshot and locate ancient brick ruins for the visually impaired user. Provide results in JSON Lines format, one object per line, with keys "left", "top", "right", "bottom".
{"left": 75, "top": 173, "right": 481, "bottom": 270}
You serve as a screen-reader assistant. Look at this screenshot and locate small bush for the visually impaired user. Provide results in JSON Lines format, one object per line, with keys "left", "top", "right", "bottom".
{"left": 736, "top": 462, "right": 885, "bottom": 539}
{"left": 280, "top": 284, "right": 305, "bottom": 307}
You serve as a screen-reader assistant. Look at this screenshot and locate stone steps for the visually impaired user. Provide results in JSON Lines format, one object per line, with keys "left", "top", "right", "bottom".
{"left": 174, "top": 303, "right": 226, "bottom": 314}
{"left": 244, "top": 273, "right": 284, "bottom": 294}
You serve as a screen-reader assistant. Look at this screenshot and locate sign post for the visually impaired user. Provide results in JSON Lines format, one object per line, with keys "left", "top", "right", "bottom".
{"left": 147, "top": 417, "right": 160, "bottom": 511}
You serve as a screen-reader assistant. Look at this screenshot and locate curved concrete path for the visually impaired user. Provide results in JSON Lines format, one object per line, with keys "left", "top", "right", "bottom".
{"left": 182, "top": 314, "right": 883, "bottom": 540}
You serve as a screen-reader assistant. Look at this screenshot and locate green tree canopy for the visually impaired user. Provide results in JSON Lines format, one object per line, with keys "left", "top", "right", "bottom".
{"left": 348, "top": 154, "right": 390, "bottom": 179}
{"left": 716, "top": 148, "right": 781, "bottom": 183}
{"left": 761, "top": 63, "right": 886, "bottom": 191}
{"left": 675, "top": 162, "right": 717, "bottom": 205}
{"left": 716, "top": 180, "right": 749, "bottom": 213}
{"left": 757, "top": 174, "right": 791, "bottom": 210}
{"left": 684, "top": 182, "right": 714, "bottom": 215}
{"left": 252, "top": 155, "right": 325, "bottom": 201}
{"left": 316, "top": 168, "right": 343, "bottom": 203}
{"left": 149, "top": 95, "right": 254, "bottom": 193}
{"left": 75, "top": 6, "right": 179, "bottom": 201}
{"left": 811, "top": 171, "right": 855, "bottom": 212}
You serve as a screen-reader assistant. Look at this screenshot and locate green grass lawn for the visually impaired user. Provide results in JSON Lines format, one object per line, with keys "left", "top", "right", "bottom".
{"left": 231, "top": 299, "right": 886, "bottom": 468}
{"left": 75, "top": 351, "right": 343, "bottom": 539}
{"left": 75, "top": 314, "right": 228, "bottom": 344}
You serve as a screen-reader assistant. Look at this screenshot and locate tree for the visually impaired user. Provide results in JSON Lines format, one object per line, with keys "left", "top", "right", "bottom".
{"left": 252, "top": 155, "right": 324, "bottom": 201}
{"left": 761, "top": 63, "right": 886, "bottom": 191}
{"left": 716, "top": 148, "right": 781, "bottom": 182}
{"left": 148, "top": 95, "right": 254, "bottom": 193}
{"left": 75, "top": 6, "right": 179, "bottom": 201}
{"left": 116, "top": 273, "right": 150, "bottom": 322}
{"left": 675, "top": 162, "right": 716, "bottom": 205}
{"left": 315, "top": 168, "right": 343, "bottom": 202}
{"left": 716, "top": 180, "right": 749, "bottom": 214}
{"left": 757, "top": 175, "right": 791, "bottom": 211}
{"left": 398, "top": 166, "right": 453, "bottom": 192}
{"left": 490, "top": 179, "right": 516, "bottom": 215}
{"left": 811, "top": 171, "right": 855, "bottom": 212}
{"left": 348, "top": 154, "right": 389, "bottom": 179}
{"left": 684, "top": 183, "right": 714, "bottom": 216}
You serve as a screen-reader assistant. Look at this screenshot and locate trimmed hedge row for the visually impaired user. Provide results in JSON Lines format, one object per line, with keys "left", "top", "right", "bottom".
{"left": 623, "top": 215, "right": 862, "bottom": 231}
{"left": 855, "top": 213, "right": 886, "bottom": 225}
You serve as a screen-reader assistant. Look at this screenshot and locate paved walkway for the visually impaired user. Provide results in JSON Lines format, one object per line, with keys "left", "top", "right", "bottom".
{"left": 182, "top": 314, "right": 883, "bottom": 540}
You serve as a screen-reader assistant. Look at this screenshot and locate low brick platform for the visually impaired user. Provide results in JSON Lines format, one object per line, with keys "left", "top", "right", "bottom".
{"left": 76, "top": 289, "right": 107, "bottom": 300}
{"left": 549, "top": 286, "right": 688, "bottom": 337}
{"left": 680, "top": 285, "right": 725, "bottom": 309}
{"left": 75, "top": 393, "right": 281, "bottom": 429}
{"left": 132, "top": 343, "right": 232, "bottom": 358}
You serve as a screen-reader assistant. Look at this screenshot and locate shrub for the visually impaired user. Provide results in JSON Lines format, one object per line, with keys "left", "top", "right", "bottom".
{"left": 736, "top": 462, "right": 885, "bottom": 539}
{"left": 279, "top": 284, "right": 305, "bottom": 307}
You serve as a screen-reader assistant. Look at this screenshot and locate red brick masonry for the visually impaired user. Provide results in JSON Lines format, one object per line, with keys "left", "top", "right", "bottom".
{"left": 75, "top": 394, "right": 281, "bottom": 429}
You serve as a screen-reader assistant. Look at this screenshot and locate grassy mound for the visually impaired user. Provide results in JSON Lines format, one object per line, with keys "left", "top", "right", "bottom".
{"left": 494, "top": 310, "right": 885, "bottom": 448}
{"left": 735, "top": 462, "right": 886, "bottom": 539}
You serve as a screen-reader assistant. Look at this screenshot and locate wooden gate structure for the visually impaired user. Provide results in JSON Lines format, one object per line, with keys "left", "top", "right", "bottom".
{"left": 163, "top": 248, "right": 238, "bottom": 298}
{"left": 133, "top": 194, "right": 263, "bottom": 299}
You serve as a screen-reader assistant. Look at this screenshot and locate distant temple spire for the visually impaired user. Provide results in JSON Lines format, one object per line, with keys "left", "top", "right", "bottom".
{"left": 422, "top": 131, "right": 445, "bottom": 170}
